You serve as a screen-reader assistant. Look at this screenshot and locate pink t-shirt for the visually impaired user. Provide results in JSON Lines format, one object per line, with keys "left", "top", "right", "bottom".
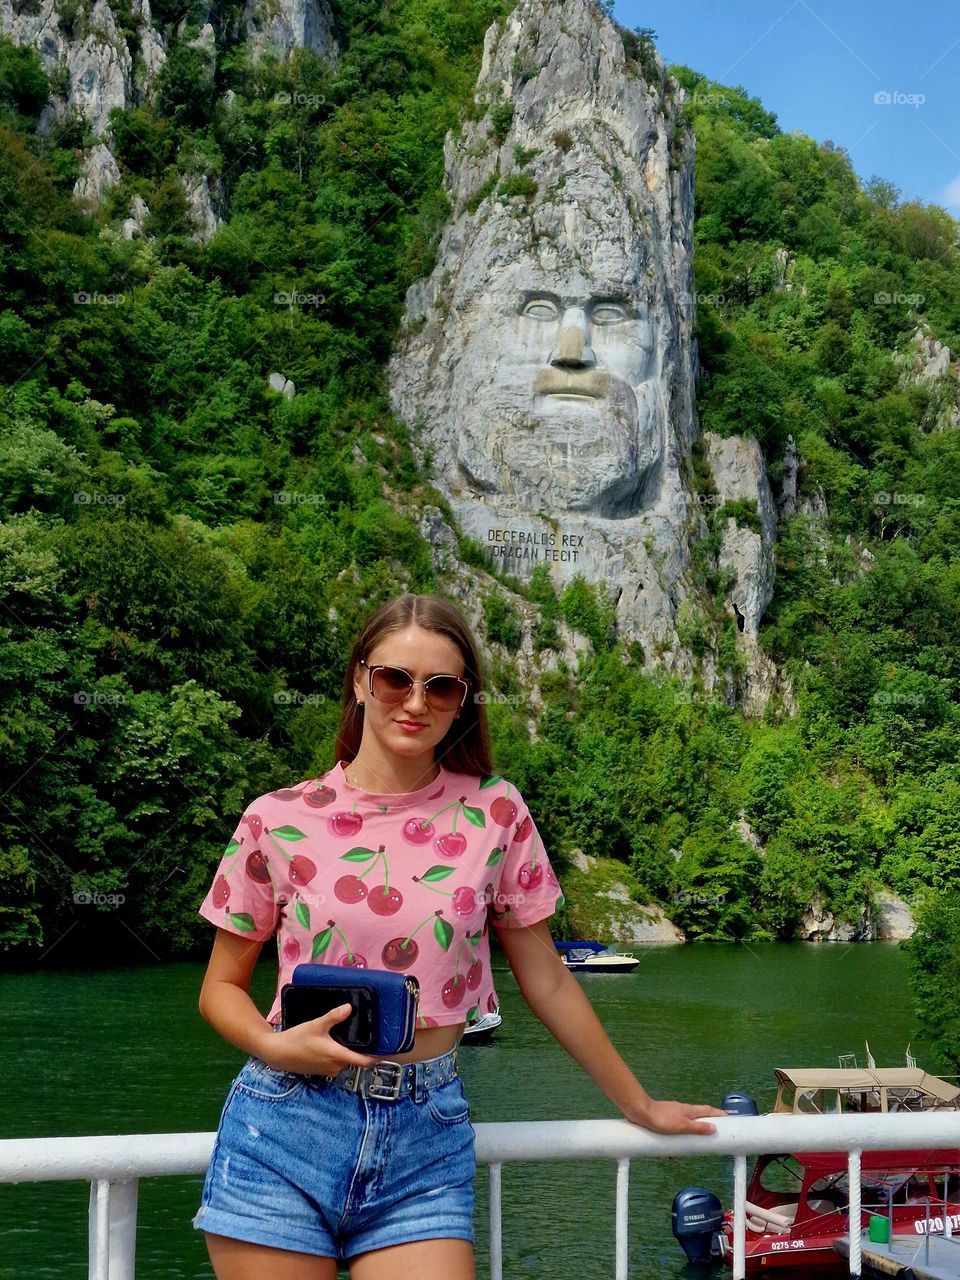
{"left": 196, "top": 760, "right": 565, "bottom": 1028}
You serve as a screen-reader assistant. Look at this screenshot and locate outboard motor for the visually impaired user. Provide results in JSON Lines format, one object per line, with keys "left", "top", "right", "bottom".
{"left": 721, "top": 1091, "right": 759, "bottom": 1116}
{"left": 672, "top": 1187, "right": 724, "bottom": 1265}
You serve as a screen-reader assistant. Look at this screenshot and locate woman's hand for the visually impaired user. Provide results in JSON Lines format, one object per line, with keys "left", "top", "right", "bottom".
{"left": 625, "top": 1098, "right": 729, "bottom": 1136}
{"left": 263, "top": 1004, "right": 383, "bottom": 1076}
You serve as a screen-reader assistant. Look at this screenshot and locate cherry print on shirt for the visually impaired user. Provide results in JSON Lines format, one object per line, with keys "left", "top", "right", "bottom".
{"left": 310, "top": 919, "right": 367, "bottom": 967}
{"left": 381, "top": 908, "right": 454, "bottom": 971}
{"left": 215, "top": 836, "right": 273, "bottom": 933}
{"left": 412, "top": 865, "right": 480, "bottom": 917}
{"left": 304, "top": 783, "right": 337, "bottom": 808}
{"left": 442, "top": 933, "right": 484, "bottom": 1010}
{"left": 264, "top": 825, "right": 318, "bottom": 885}
{"left": 402, "top": 794, "right": 486, "bottom": 852}
{"left": 242, "top": 812, "right": 263, "bottom": 840}
{"left": 270, "top": 785, "right": 309, "bottom": 800}
{"left": 336, "top": 844, "right": 404, "bottom": 914}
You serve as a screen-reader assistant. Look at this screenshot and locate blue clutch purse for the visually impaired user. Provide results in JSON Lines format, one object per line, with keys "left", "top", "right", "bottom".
{"left": 281, "top": 963, "right": 420, "bottom": 1056}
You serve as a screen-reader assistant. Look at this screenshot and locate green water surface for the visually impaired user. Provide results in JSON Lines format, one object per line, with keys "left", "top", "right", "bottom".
{"left": 0, "top": 941, "right": 928, "bottom": 1279}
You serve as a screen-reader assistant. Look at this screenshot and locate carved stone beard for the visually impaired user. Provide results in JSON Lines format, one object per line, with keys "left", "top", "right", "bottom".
{"left": 454, "top": 373, "right": 666, "bottom": 516}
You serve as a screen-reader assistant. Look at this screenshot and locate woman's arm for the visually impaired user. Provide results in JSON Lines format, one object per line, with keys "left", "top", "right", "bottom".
{"left": 495, "top": 920, "right": 726, "bottom": 1135}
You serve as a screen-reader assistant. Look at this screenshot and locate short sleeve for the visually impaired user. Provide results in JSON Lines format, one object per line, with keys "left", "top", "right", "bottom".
{"left": 197, "top": 804, "right": 281, "bottom": 942}
{"left": 490, "top": 788, "right": 564, "bottom": 930}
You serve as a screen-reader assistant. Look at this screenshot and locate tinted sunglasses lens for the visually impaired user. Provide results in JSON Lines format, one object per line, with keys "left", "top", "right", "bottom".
{"left": 372, "top": 667, "right": 412, "bottom": 701}
{"left": 425, "top": 676, "right": 464, "bottom": 710}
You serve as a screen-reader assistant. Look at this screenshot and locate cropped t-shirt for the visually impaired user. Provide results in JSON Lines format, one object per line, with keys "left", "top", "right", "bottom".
{"left": 196, "top": 760, "right": 565, "bottom": 1028}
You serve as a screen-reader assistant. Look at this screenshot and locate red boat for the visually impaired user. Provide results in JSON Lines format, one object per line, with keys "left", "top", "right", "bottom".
{"left": 672, "top": 1065, "right": 960, "bottom": 1274}
{"left": 715, "top": 1146, "right": 960, "bottom": 1273}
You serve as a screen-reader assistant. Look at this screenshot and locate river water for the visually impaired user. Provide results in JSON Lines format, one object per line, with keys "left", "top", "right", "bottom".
{"left": 0, "top": 941, "right": 928, "bottom": 1278}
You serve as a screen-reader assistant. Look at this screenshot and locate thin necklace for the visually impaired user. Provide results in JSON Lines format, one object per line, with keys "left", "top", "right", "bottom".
{"left": 346, "top": 761, "right": 440, "bottom": 790}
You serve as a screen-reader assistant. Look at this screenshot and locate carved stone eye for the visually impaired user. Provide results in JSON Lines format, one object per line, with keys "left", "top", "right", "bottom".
{"left": 522, "top": 298, "right": 560, "bottom": 320}
{"left": 590, "top": 302, "right": 628, "bottom": 324}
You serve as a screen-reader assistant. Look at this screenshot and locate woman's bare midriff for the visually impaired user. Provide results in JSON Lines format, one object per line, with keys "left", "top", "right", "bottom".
{"left": 377, "top": 1021, "right": 466, "bottom": 1065}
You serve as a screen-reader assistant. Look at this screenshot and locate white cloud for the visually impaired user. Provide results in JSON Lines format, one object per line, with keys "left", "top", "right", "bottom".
{"left": 943, "top": 174, "right": 960, "bottom": 208}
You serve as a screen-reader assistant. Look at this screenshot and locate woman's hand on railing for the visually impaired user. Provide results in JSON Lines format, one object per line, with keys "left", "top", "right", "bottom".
{"left": 263, "top": 1004, "right": 383, "bottom": 1075}
{"left": 624, "top": 1098, "right": 729, "bottom": 1135}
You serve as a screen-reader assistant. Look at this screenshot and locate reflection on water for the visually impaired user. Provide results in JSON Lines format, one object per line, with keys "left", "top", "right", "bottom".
{"left": 0, "top": 943, "right": 923, "bottom": 1279}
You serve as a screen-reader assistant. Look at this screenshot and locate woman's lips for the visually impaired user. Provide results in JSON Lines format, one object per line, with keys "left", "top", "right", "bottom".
{"left": 397, "top": 721, "right": 427, "bottom": 732}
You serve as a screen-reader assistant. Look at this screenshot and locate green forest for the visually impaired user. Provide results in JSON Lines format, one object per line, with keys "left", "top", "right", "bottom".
{"left": 0, "top": 0, "right": 957, "bottom": 1060}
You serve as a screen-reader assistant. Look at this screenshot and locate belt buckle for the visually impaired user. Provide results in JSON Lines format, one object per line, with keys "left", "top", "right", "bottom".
{"left": 366, "top": 1061, "right": 404, "bottom": 1101}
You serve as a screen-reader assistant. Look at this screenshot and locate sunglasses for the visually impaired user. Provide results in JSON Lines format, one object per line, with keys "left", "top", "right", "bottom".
{"left": 358, "top": 658, "right": 471, "bottom": 712}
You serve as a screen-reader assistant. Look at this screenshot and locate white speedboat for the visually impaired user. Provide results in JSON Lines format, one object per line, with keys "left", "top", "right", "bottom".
{"left": 554, "top": 940, "right": 640, "bottom": 972}
{"left": 461, "top": 1004, "right": 502, "bottom": 1043}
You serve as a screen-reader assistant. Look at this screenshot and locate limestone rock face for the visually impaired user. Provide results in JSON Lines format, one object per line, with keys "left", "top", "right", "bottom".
{"left": 798, "top": 898, "right": 871, "bottom": 943}
{"left": 702, "top": 431, "right": 777, "bottom": 639}
{"left": 73, "top": 142, "right": 120, "bottom": 207}
{"left": 389, "top": 0, "right": 698, "bottom": 664}
{"left": 566, "top": 850, "right": 684, "bottom": 944}
{"left": 875, "top": 891, "right": 915, "bottom": 941}
{"left": 244, "top": 0, "right": 336, "bottom": 60}
{"left": 183, "top": 173, "right": 223, "bottom": 243}
{"left": 1, "top": 0, "right": 336, "bottom": 214}
{"left": 121, "top": 194, "right": 150, "bottom": 240}
{"left": 897, "top": 324, "right": 960, "bottom": 430}
{"left": 388, "top": 0, "right": 783, "bottom": 705}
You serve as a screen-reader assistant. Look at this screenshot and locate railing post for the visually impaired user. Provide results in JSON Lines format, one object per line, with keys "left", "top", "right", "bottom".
{"left": 88, "top": 1178, "right": 138, "bottom": 1280}
{"left": 732, "top": 1154, "right": 747, "bottom": 1280}
{"left": 489, "top": 1162, "right": 503, "bottom": 1280}
{"left": 614, "top": 1157, "right": 630, "bottom": 1280}
{"left": 847, "top": 1149, "right": 861, "bottom": 1278}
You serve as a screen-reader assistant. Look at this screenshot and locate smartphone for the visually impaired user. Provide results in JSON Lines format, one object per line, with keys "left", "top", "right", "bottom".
{"left": 279, "top": 982, "right": 379, "bottom": 1051}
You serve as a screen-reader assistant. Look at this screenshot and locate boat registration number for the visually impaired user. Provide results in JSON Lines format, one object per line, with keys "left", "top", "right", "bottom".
{"left": 769, "top": 1240, "right": 806, "bottom": 1252}
{"left": 915, "top": 1213, "right": 960, "bottom": 1234}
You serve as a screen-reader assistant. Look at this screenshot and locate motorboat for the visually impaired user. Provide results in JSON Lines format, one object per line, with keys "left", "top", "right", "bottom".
{"left": 554, "top": 940, "right": 640, "bottom": 972}
{"left": 672, "top": 1057, "right": 960, "bottom": 1274}
{"left": 461, "top": 1003, "right": 501, "bottom": 1044}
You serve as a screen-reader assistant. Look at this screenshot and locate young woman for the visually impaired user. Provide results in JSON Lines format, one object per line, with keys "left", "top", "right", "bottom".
{"left": 192, "top": 592, "right": 724, "bottom": 1280}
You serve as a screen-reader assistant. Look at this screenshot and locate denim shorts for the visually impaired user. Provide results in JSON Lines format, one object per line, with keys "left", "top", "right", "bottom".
{"left": 192, "top": 1030, "right": 476, "bottom": 1262}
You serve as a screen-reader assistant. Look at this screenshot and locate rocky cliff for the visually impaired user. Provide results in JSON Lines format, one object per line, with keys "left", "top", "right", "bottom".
{"left": 0, "top": 0, "right": 336, "bottom": 234}
{"left": 387, "top": 0, "right": 795, "bottom": 712}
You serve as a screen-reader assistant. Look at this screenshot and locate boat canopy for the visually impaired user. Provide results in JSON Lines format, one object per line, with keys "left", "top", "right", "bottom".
{"left": 773, "top": 1067, "right": 960, "bottom": 1113}
{"left": 554, "top": 940, "right": 608, "bottom": 953}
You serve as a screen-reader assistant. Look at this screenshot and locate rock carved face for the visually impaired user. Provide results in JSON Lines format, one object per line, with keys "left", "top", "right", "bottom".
{"left": 446, "top": 259, "right": 667, "bottom": 516}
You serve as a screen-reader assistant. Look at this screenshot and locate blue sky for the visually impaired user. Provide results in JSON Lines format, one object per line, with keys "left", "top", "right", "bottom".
{"left": 610, "top": 0, "right": 960, "bottom": 213}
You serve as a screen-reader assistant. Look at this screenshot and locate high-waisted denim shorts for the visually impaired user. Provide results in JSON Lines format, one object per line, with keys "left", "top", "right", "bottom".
{"left": 192, "top": 1029, "right": 476, "bottom": 1262}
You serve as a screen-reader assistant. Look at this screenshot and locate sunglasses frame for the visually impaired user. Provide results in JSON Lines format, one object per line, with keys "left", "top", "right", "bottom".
{"left": 358, "top": 657, "right": 471, "bottom": 712}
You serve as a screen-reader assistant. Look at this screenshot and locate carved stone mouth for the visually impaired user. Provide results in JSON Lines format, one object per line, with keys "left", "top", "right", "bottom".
{"left": 533, "top": 368, "right": 609, "bottom": 398}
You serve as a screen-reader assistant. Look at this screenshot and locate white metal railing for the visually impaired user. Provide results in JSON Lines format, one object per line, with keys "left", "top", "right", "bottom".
{"left": 2, "top": 1112, "right": 960, "bottom": 1279}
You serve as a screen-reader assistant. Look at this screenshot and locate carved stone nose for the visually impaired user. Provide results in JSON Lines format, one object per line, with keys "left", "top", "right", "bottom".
{"left": 551, "top": 324, "right": 596, "bottom": 369}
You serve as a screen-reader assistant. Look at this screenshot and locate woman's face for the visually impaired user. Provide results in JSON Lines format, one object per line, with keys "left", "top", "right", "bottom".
{"left": 352, "top": 625, "right": 469, "bottom": 763}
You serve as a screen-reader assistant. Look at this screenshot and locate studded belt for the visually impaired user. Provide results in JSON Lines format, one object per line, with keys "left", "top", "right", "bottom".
{"left": 311, "top": 1046, "right": 460, "bottom": 1102}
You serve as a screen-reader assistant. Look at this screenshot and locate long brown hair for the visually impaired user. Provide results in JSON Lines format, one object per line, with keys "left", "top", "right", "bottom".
{"left": 333, "top": 593, "right": 494, "bottom": 776}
